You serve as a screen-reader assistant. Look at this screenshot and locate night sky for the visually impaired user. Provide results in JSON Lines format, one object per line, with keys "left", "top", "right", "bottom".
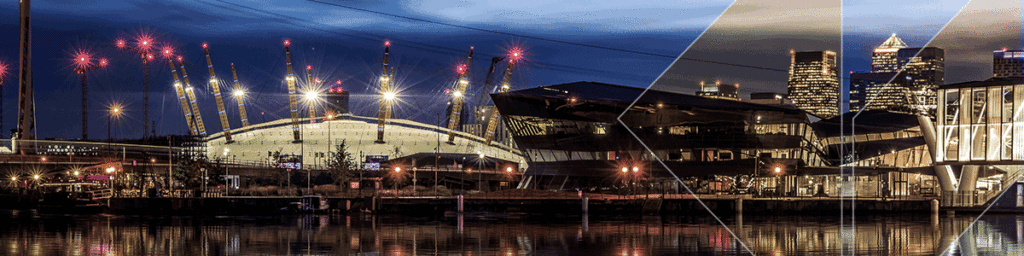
{"left": 0, "top": 0, "right": 1016, "bottom": 140}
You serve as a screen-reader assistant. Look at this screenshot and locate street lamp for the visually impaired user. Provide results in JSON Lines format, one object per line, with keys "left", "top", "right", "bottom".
{"left": 224, "top": 148, "right": 230, "bottom": 195}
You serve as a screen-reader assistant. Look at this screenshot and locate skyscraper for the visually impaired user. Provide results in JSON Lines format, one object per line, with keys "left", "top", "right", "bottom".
{"left": 788, "top": 50, "right": 839, "bottom": 118}
{"left": 872, "top": 34, "right": 907, "bottom": 73}
{"left": 993, "top": 49, "right": 1024, "bottom": 78}
{"left": 849, "top": 71, "right": 906, "bottom": 112}
{"left": 849, "top": 35, "right": 943, "bottom": 115}
{"left": 898, "top": 47, "right": 944, "bottom": 113}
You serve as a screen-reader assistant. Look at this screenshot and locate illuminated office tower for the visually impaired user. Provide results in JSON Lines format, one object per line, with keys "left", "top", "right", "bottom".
{"left": 788, "top": 50, "right": 839, "bottom": 118}
{"left": 898, "top": 47, "right": 944, "bottom": 113}
{"left": 994, "top": 49, "right": 1024, "bottom": 78}
{"left": 849, "top": 71, "right": 906, "bottom": 112}
{"left": 872, "top": 33, "right": 907, "bottom": 73}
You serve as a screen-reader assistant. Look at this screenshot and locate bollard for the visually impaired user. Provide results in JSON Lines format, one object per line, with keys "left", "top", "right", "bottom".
{"left": 931, "top": 199, "right": 939, "bottom": 215}
{"left": 346, "top": 200, "right": 351, "bottom": 211}
{"left": 582, "top": 196, "right": 589, "bottom": 213}
{"left": 458, "top": 195, "right": 464, "bottom": 213}
{"left": 736, "top": 198, "right": 743, "bottom": 215}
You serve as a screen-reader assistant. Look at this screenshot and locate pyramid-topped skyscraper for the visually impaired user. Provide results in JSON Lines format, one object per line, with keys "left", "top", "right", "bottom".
{"left": 871, "top": 33, "right": 908, "bottom": 73}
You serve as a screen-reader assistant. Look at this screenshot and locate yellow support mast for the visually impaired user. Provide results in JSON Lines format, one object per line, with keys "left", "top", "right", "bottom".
{"left": 283, "top": 40, "right": 301, "bottom": 142}
{"left": 230, "top": 63, "right": 251, "bottom": 132}
{"left": 484, "top": 49, "right": 521, "bottom": 143}
{"left": 374, "top": 40, "right": 393, "bottom": 144}
{"left": 178, "top": 58, "right": 207, "bottom": 136}
{"left": 305, "top": 65, "right": 316, "bottom": 123}
{"left": 202, "top": 43, "right": 233, "bottom": 142}
{"left": 446, "top": 47, "right": 473, "bottom": 144}
{"left": 166, "top": 54, "right": 197, "bottom": 136}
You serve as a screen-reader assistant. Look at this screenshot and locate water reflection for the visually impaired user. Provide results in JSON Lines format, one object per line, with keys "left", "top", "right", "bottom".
{"left": 0, "top": 210, "right": 1021, "bottom": 255}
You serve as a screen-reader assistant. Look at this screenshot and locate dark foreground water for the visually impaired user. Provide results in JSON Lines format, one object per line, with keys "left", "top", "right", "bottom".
{"left": 0, "top": 210, "right": 1021, "bottom": 255}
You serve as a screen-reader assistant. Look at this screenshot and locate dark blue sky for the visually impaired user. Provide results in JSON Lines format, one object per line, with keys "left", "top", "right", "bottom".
{"left": 0, "top": 0, "right": 1002, "bottom": 140}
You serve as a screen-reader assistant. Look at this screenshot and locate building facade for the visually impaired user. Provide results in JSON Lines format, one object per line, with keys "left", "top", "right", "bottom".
{"left": 788, "top": 50, "right": 839, "bottom": 119}
{"left": 936, "top": 77, "right": 1024, "bottom": 206}
{"left": 994, "top": 49, "right": 1024, "bottom": 78}
{"left": 695, "top": 81, "right": 739, "bottom": 100}
{"left": 871, "top": 34, "right": 908, "bottom": 73}
{"left": 849, "top": 71, "right": 907, "bottom": 112}
{"left": 492, "top": 81, "right": 938, "bottom": 197}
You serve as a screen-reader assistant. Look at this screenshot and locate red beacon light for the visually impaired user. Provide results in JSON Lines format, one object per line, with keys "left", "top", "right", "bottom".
{"left": 384, "top": 40, "right": 391, "bottom": 47}
{"left": 314, "top": 78, "right": 321, "bottom": 84}
{"left": 336, "top": 80, "right": 342, "bottom": 85}
{"left": 115, "top": 39, "right": 127, "bottom": 48}
{"left": 306, "top": 65, "right": 312, "bottom": 70}
{"left": 283, "top": 40, "right": 291, "bottom": 46}
{"left": 202, "top": 43, "right": 208, "bottom": 49}
{"left": 99, "top": 58, "right": 109, "bottom": 67}
{"left": 176, "top": 56, "right": 183, "bottom": 62}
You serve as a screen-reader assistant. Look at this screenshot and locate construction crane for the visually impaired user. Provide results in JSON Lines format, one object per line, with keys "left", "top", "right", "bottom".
{"left": 484, "top": 48, "right": 522, "bottom": 143}
{"left": 375, "top": 40, "right": 394, "bottom": 144}
{"left": 178, "top": 57, "right": 208, "bottom": 136}
{"left": 202, "top": 43, "right": 233, "bottom": 143}
{"left": 71, "top": 50, "right": 108, "bottom": 140}
{"left": 283, "top": 40, "right": 301, "bottom": 142}
{"left": 305, "top": 65, "right": 316, "bottom": 123}
{"left": 230, "top": 63, "right": 251, "bottom": 132}
{"left": 163, "top": 48, "right": 197, "bottom": 136}
{"left": 473, "top": 56, "right": 505, "bottom": 125}
{"left": 446, "top": 47, "right": 473, "bottom": 144}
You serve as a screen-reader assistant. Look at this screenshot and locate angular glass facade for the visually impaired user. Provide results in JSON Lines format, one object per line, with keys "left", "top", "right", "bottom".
{"left": 937, "top": 78, "right": 1024, "bottom": 163}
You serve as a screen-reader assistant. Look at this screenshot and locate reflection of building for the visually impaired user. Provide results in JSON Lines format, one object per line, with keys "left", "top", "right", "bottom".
{"left": 994, "top": 49, "right": 1024, "bottom": 78}
{"left": 695, "top": 81, "right": 739, "bottom": 100}
{"left": 936, "top": 77, "right": 1024, "bottom": 206}
{"left": 788, "top": 50, "right": 839, "bottom": 119}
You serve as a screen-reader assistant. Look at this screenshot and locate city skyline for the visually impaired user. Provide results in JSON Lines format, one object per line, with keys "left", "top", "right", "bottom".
{"left": 0, "top": 0, "right": 1007, "bottom": 140}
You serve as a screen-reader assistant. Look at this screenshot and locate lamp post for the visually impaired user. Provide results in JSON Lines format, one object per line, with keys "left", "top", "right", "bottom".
{"left": 224, "top": 148, "right": 230, "bottom": 195}
{"left": 393, "top": 167, "right": 401, "bottom": 196}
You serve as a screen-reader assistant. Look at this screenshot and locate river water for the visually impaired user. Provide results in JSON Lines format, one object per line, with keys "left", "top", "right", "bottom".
{"left": 0, "top": 210, "right": 1020, "bottom": 255}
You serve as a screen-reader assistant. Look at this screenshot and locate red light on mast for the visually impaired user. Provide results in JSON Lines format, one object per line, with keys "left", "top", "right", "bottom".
{"left": 384, "top": 40, "right": 391, "bottom": 47}
{"left": 161, "top": 46, "right": 174, "bottom": 58}
{"left": 336, "top": 80, "right": 342, "bottom": 85}
{"left": 176, "top": 56, "right": 183, "bottom": 62}
{"left": 99, "top": 58, "right": 109, "bottom": 67}
{"left": 315, "top": 78, "right": 321, "bottom": 84}
{"left": 508, "top": 47, "right": 524, "bottom": 63}
{"left": 0, "top": 62, "right": 8, "bottom": 78}
{"left": 444, "top": 89, "right": 451, "bottom": 94}
{"left": 73, "top": 50, "right": 93, "bottom": 69}
{"left": 283, "top": 40, "right": 291, "bottom": 46}
{"left": 115, "top": 39, "right": 127, "bottom": 49}
{"left": 202, "top": 43, "right": 208, "bottom": 49}
{"left": 457, "top": 64, "right": 466, "bottom": 74}
{"left": 306, "top": 65, "right": 311, "bottom": 70}
{"left": 135, "top": 33, "right": 154, "bottom": 51}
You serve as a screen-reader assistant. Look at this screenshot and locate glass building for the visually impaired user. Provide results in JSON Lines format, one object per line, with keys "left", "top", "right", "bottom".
{"left": 871, "top": 34, "right": 907, "bottom": 73}
{"left": 936, "top": 77, "right": 1024, "bottom": 206}
{"left": 788, "top": 50, "right": 839, "bottom": 119}
{"left": 994, "top": 49, "right": 1024, "bottom": 78}
{"left": 492, "top": 81, "right": 936, "bottom": 197}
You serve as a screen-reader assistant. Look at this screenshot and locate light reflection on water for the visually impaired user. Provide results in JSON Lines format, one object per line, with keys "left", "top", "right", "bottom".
{"left": 0, "top": 210, "right": 1020, "bottom": 255}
